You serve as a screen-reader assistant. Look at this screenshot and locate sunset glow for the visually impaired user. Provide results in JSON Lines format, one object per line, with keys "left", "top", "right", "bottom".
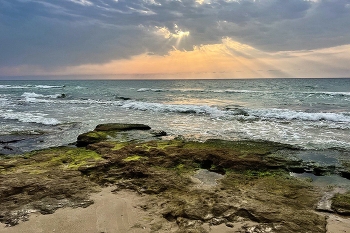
{"left": 1, "top": 0, "right": 350, "bottom": 79}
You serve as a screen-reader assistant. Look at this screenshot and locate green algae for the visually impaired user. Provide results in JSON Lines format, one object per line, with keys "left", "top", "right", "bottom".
{"left": 123, "top": 155, "right": 147, "bottom": 162}
{"left": 111, "top": 142, "right": 128, "bottom": 150}
{"left": 182, "top": 139, "right": 291, "bottom": 156}
{"left": 94, "top": 123, "right": 151, "bottom": 131}
{"left": 76, "top": 131, "right": 108, "bottom": 146}
{"left": 60, "top": 148, "right": 103, "bottom": 170}
{"left": 0, "top": 124, "right": 332, "bottom": 231}
{"left": 332, "top": 191, "right": 350, "bottom": 215}
{"left": 0, "top": 147, "right": 103, "bottom": 175}
{"left": 135, "top": 140, "right": 183, "bottom": 152}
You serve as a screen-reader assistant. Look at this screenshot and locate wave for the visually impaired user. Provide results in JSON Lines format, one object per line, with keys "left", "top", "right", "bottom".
{"left": 1, "top": 110, "right": 61, "bottom": 125}
{"left": 116, "top": 101, "right": 350, "bottom": 122}
{"left": 248, "top": 108, "right": 350, "bottom": 122}
{"left": 117, "top": 100, "right": 350, "bottom": 123}
{"left": 223, "top": 89, "right": 264, "bottom": 94}
{"left": 0, "top": 97, "right": 9, "bottom": 107}
{"left": 134, "top": 86, "right": 350, "bottom": 98}
{"left": 0, "top": 85, "right": 64, "bottom": 89}
{"left": 9, "top": 93, "right": 350, "bottom": 124}
{"left": 34, "top": 85, "right": 63, "bottom": 89}
{"left": 308, "top": 91, "right": 350, "bottom": 97}
{"left": 137, "top": 88, "right": 165, "bottom": 92}
{"left": 21, "top": 92, "right": 66, "bottom": 101}
{"left": 169, "top": 88, "right": 263, "bottom": 94}
{"left": 14, "top": 91, "right": 350, "bottom": 123}
{"left": 0, "top": 85, "right": 31, "bottom": 89}
{"left": 119, "top": 101, "right": 225, "bottom": 116}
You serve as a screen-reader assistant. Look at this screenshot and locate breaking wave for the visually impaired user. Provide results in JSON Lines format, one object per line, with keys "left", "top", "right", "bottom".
{"left": 0, "top": 85, "right": 64, "bottom": 89}
{"left": 0, "top": 110, "right": 61, "bottom": 125}
{"left": 135, "top": 87, "right": 350, "bottom": 98}
{"left": 21, "top": 92, "right": 66, "bottom": 102}
{"left": 117, "top": 100, "right": 350, "bottom": 123}
{"left": 248, "top": 108, "right": 350, "bottom": 122}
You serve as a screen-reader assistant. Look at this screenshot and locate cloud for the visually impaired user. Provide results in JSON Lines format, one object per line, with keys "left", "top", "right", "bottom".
{"left": 2, "top": 38, "right": 349, "bottom": 78}
{"left": 0, "top": 0, "right": 350, "bottom": 74}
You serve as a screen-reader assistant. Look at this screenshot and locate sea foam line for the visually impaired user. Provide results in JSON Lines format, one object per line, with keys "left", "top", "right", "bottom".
{"left": 117, "top": 100, "right": 350, "bottom": 123}
{"left": 0, "top": 85, "right": 64, "bottom": 89}
{"left": 249, "top": 108, "right": 350, "bottom": 122}
{"left": 1, "top": 110, "right": 61, "bottom": 125}
{"left": 21, "top": 92, "right": 65, "bottom": 102}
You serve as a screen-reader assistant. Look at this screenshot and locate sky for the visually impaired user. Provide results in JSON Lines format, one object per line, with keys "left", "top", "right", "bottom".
{"left": 1, "top": 0, "right": 350, "bottom": 79}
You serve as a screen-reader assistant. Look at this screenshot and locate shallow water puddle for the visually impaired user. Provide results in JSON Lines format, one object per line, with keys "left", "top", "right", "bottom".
{"left": 191, "top": 169, "right": 224, "bottom": 187}
{"left": 290, "top": 172, "right": 350, "bottom": 189}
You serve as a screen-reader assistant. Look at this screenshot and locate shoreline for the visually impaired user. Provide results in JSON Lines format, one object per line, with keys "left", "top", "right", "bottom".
{"left": 1, "top": 123, "right": 350, "bottom": 232}
{"left": 0, "top": 187, "right": 151, "bottom": 233}
{"left": 1, "top": 186, "right": 349, "bottom": 233}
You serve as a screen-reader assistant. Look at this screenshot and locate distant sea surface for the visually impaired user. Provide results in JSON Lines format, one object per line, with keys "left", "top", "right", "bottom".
{"left": 1, "top": 78, "right": 350, "bottom": 152}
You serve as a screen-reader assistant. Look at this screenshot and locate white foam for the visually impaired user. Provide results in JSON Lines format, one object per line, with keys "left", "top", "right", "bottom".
{"left": 34, "top": 85, "right": 63, "bottom": 89}
{"left": 224, "top": 89, "right": 262, "bottom": 93}
{"left": 137, "top": 88, "right": 151, "bottom": 92}
{"left": 22, "top": 92, "right": 44, "bottom": 98}
{"left": 118, "top": 100, "right": 350, "bottom": 123}
{"left": 21, "top": 92, "right": 65, "bottom": 102}
{"left": 0, "top": 97, "right": 9, "bottom": 107}
{"left": 249, "top": 108, "right": 350, "bottom": 122}
{"left": 0, "top": 84, "right": 63, "bottom": 89}
{"left": 136, "top": 88, "right": 165, "bottom": 92}
{"left": 306, "top": 91, "right": 350, "bottom": 97}
{"left": 1, "top": 110, "right": 61, "bottom": 125}
{"left": 0, "top": 85, "right": 31, "bottom": 89}
{"left": 120, "top": 101, "right": 224, "bottom": 117}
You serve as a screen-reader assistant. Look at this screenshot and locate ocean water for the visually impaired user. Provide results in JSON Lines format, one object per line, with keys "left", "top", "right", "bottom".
{"left": 1, "top": 78, "right": 350, "bottom": 153}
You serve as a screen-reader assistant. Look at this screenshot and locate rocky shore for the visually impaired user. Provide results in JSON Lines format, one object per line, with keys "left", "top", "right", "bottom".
{"left": 1, "top": 123, "right": 350, "bottom": 232}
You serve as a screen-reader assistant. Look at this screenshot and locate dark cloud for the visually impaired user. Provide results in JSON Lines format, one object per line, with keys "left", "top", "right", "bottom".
{"left": 1, "top": 0, "right": 350, "bottom": 68}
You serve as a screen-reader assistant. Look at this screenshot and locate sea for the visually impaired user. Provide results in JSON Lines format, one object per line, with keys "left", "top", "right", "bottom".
{"left": 1, "top": 78, "right": 350, "bottom": 152}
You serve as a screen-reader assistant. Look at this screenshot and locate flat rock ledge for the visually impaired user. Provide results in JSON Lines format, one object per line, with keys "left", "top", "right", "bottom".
{"left": 1, "top": 123, "right": 350, "bottom": 233}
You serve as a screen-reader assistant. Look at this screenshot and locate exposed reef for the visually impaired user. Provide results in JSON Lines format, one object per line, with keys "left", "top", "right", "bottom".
{"left": 1, "top": 123, "right": 350, "bottom": 232}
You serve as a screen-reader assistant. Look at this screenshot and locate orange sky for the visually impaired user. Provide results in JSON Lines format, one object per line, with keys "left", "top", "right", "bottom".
{"left": 1, "top": 0, "right": 350, "bottom": 79}
{"left": 1, "top": 38, "right": 349, "bottom": 79}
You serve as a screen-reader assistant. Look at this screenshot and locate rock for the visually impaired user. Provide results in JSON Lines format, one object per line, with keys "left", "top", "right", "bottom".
{"left": 114, "top": 96, "right": 131, "bottom": 100}
{"left": 212, "top": 204, "right": 231, "bottom": 216}
{"left": 225, "top": 222, "right": 234, "bottom": 228}
{"left": 184, "top": 205, "right": 213, "bottom": 221}
{"left": 340, "top": 170, "right": 350, "bottom": 179}
{"left": 150, "top": 130, "right": 167, "bottom": 137}
{"left": 76, "top": 131, "right": 107, "bottom": 147}
{"left": 209, "top": 217, "right": 225, "bottom": 225}
{"left": 313, "top": 167, "right": 327, "bottom": 176}
{"left": 57, "top": 93, "right": 66, "bottom": 98}
{"left": 0, "top": 124, "right": 333, "bottom": 232}
{"left": 176, "top": 217, "right": 207, "bottom": 233}
{"left": 331, "top": 191, "right": 350, "bottom": 215}
{"left": 94, "top": 123, "right": 151, "bottom": 132}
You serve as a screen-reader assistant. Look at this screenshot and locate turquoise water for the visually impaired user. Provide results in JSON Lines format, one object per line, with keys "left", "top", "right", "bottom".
{"left": 1, "top": 78, "right": 350, "bottom": 152}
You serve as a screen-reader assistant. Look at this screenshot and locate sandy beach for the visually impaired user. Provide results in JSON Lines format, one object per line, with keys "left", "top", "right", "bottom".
{"left": 0, "top": 187, "right": 151, "bottom": 233}
{"left": 1, "top": 186, "right": 349, "bottom": 233}
{"left": 1, "top": 124, "right": 350, "bottom": 233}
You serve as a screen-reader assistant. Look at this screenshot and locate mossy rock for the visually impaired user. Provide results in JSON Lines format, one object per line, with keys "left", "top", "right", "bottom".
{"left": 94, "top": 123, "right": 151, "bottom": 131}
{"left": 76, "top": 123, "right": 152, "bottom": 147}
{"left": 332, "top": 191, "right": 350, "bottom": 215}
{"left": 0, "top": 124, "right": 331, "bottom": 231}
{"left": 76, "top": 131, "right": 108, "bottom": 147}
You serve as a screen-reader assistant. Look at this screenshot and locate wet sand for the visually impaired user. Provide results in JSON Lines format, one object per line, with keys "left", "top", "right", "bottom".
{"left": 326, "top": 214, "right": 350, "bottom": 233}
{"left": 1, "top": 186, "right": 349, "bottom": 233}
{"left": 0, "top": 187, "right": 151, "bottom": 233}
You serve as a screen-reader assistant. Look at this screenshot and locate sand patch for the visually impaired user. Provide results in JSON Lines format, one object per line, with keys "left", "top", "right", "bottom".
{"left": 326, "top": 214, "right": 350, "bottom": 233}
{"left": 0, "top": 187, "right": 151, "bottom": 233}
